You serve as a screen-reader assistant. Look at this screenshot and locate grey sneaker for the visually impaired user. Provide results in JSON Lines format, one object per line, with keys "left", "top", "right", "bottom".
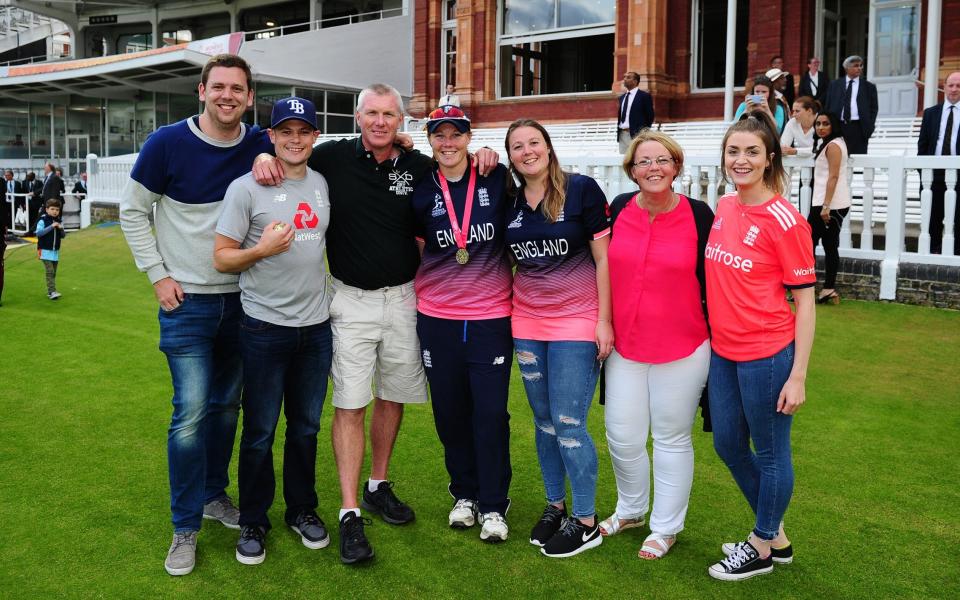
{"left": 164, "top": 531, "right": 197, "bottom": 576}
{"left": 49, "top": 291, "right": 61, "bottom": 300}
{"left": 203, "top": 496, "right": 240, "bottom": 530}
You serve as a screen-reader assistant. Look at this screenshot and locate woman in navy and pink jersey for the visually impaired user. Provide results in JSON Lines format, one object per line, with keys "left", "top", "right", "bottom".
{"left": 601, "top": 130, "right": 714, "bottom": 561}
{"left": 705, "top": 113, "right": 816, "bottom": 581}
{"left": 504, "top": 119, "right": 612, "bottom": 559}
{"left": 411, "top": 104, "right": 513, "bottom": 543}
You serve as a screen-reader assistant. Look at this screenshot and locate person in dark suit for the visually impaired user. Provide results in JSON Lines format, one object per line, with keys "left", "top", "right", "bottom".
{"left": 770, "top": 56, "right": 795, "bottom": 106}
{"left": 0, "top": 169, "right": 20, "bottom": 306}
{"left": 824, "top": 55, "right": 879, "bottom": 154}
{"left": 617, "top": 71, "right": 655, "bottom": 153}
{"left": 72, "top": 171, "right": 88, "bottom": 199}
{"left": 22, "top": 171, "right": 42, "bottom": 233}
{"left": 917, "top": 71, "right": 960, "bottom": 255}
{"left": 41, "top": 163, "right": 63, "bottom": 202}
{"left": 798, "top": 57, "right": 829, "bottom": 105}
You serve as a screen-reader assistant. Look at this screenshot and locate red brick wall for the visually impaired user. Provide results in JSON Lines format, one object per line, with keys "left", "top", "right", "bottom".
{"left": 469, "top": 94, "right": 616, "bottom": 128}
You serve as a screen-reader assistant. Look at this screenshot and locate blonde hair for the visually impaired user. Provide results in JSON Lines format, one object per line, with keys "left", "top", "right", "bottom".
{"left": 621, "top": 130, "right": 685, "bottom": 182}
{"left": 505, "top": 119, "right": 567, "bottom": 223}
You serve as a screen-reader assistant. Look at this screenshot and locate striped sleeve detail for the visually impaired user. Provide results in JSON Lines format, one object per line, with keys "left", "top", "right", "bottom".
{"left": 592, "top": 226, "right": 611, "bottom": 240}
{"left": 766, "top": 200, "right": 798, "bottom": 231}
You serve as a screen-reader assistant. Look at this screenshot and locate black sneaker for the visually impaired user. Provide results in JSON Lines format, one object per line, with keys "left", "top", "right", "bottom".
{"left": 529, "top": 504, "right": 567, "bottom": 547}
{"left": 236, "top": 525, "right": 267, "bottom": 565}
{"left": 722, "top": 540, "right": 793, "bottom": 564}
{"left": 360, "top": 481, "right": 415, "bottom": 525}
{"left": 708, "top": 540, "right": 774, "bottom": 580}
{"left": 339, "top": 512, "right": 374, "bottom": 564}
{"left": 289, "top": 511, "right": 330, "bottom": 550}
{"left": 540, "top": 516, "right": 603, "bottom": 558}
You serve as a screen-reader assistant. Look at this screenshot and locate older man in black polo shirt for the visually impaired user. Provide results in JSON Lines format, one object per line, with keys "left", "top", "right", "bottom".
{"left": 255, "top": 83, "right": 497, "bottom": 564}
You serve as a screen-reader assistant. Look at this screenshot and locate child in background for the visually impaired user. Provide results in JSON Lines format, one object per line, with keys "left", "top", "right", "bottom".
{"left": 36, "top": 198, "right": 65, "bottom": 300}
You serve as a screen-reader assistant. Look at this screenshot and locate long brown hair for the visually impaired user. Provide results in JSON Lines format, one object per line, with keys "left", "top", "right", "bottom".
{"left": 721, "top": 111, "right": 787, "bottom": 195}
{"left": 505, "top": 119, "right": 567, "bottom": 223}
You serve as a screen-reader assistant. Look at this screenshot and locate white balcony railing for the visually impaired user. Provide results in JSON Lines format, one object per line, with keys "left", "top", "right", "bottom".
{"left": 83, "top": 151, "right": 958, "bottom": 302}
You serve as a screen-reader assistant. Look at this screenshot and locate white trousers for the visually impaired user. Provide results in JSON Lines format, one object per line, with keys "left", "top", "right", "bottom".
{"left": 603, "top": 340, "right": 710, "bottom": 535}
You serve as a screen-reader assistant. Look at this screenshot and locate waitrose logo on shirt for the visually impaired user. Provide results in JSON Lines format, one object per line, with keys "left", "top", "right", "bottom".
{"left": 705, "top": 242, "right": 754, "bottom": 273}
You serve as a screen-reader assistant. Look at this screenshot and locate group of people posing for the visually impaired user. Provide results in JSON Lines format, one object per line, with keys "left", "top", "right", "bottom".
{"left": 120, "top": 53, "right": 819, "bottom": 582}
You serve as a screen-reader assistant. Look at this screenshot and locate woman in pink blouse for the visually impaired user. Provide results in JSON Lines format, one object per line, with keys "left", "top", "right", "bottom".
{"left": 600, "top": 130, "right": 714, "bottom": 560}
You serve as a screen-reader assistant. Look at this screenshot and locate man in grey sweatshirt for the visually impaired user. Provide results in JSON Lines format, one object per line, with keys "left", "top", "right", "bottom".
{"left": 119, "top": 54, "right": 273, "bottom": 577}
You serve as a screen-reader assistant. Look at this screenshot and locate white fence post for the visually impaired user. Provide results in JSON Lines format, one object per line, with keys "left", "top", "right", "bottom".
{"left": 944, "top": 170, "right": 957, "bottom": 257}
{"left": 82, "top": 153, "right": 98, "bottom": 229}
{"left": 861, "top": 167, "right": 875, "bottom": 250}
{"left": 880, "top": 157, "right": 904, "bottom": 300}
{"left": 918, "top": 168, "right": 933, "bottom": 254}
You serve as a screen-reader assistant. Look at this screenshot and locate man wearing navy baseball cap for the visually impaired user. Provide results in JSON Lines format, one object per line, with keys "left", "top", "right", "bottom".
{"left": 214, "top": 96, "right": 334, "bottom": 565}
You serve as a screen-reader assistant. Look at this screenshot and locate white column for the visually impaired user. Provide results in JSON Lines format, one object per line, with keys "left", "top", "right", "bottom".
{"left": 923, "top": 0, "right": 942, "bottom": 108}
{"left": 866, "top": 2, "right": 877, "bottom": 80}
{"left": 723, "top": 0, "right": 737, "bottom": 121}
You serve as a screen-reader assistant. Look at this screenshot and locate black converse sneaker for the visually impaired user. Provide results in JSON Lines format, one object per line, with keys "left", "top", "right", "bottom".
{"left": 529, "top": 504, "right": 567, "bottom": 547}
{"left": 708, "top": 540, "right": 774, "bottom": 580}
{"left": 722, "top": 540, "right": 793, "bottom": 564}
{"left": 288, "top": 511, "right": 330, "bottom": 550}
{"left": 540, "top": 516, "right": 603, "bottom": 558}
{"left": 236, "top": 525, "right": 267, "bottom": 565}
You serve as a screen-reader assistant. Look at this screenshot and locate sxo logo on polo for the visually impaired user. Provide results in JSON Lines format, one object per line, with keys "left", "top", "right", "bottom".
{"left": 704, "top": 242, "right": 753, "bottom": 273}
{"left": 294, "top": 202, "right": 319, "bottom": 229}
{"left": 287, "top": 99, "right": 305, "bottom": 114}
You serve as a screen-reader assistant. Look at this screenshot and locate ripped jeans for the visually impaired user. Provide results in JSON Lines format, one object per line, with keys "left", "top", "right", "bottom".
{"left": 515, "top": 339, "right": 600, "bottom": 519}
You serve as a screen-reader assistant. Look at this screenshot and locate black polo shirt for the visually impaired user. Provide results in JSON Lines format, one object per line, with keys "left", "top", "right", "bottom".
{"left": 308, "top": 137, "right": 432, "bottom": 289}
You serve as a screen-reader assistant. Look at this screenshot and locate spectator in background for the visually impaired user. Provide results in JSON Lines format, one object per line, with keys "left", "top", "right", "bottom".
{"left": 36, "top": 198, "right": 66, "bottom": 300}
{"left": 439, "top": 84, "right": 461, "bottom": 107}
{"left": 24, "top": 171, "right": 42, "bottom": 232}
{"left": 733, "top": 76, "right": 786, "bottom": 132}
{"left": 917, "top": 71, "right": 960, "bottom": 255}
{"left": 41, "top": 163, "right": 63, "bottom": 202}
{"left": 764, "top": 69, "right": 792, "bottom": 117}
{"left": 781, "top": 96, "right": 819, "bottom": 155}
{"left": 824, "top": 55, "right": 878, "bottom": 155}
{"left": 798, "top": 57, "right": 829, "bottom": 105}
{"left": 810, "top": 111, "right": 851, "bottom": 304}
{"left": 617, "top": 71, "right": 655, "bottom": 153}
{"left": 72, "top": 172, "right": 88, "bottom": 199}
{"left": 770, "top": 56, "right": 795, "bottom": 106}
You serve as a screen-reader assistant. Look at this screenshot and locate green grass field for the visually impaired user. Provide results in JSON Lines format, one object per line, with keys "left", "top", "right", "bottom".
{"left": 1, "top": 225, "right": 958, "bottom": 599}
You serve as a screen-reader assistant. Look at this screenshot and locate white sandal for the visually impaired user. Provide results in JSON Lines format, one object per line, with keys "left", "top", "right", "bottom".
{"left": 638, "top": 533, "right": 676, "bottom": 560}
{"left": 598, "top": 513, "right": 645, "bottom": 537}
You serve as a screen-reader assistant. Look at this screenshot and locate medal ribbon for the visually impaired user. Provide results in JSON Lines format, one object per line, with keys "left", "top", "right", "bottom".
{"left": 437, "top": 166, "right": 477, "bottom": 253}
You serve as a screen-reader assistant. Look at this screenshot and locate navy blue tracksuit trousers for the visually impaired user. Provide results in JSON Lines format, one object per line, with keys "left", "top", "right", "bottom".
{"left": 417, "top": 313, "right": 513, "bottom": 515}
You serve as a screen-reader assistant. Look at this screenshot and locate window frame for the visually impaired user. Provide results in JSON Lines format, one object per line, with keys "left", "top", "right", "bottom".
{"left": 688, "top": 0, "right": 747, "bottom": 94}
{"left": 496, "top": 0, "right": 615, "bottom": 99}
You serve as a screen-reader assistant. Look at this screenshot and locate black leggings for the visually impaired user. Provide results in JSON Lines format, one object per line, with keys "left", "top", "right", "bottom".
{"left": 807, "top": 207, "right": 849, "bottom": 289}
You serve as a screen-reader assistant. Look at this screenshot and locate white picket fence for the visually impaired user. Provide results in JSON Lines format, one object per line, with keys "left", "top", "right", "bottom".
{"left": 82, "top": 147, "right": 958, "bottom": 302}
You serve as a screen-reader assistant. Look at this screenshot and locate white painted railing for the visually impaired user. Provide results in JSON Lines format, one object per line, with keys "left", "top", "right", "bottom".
{"left": 83, "top": 151, "right": 958, "bottom": 301}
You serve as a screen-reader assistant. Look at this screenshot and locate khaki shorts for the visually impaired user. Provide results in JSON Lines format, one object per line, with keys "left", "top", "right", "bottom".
{"left": 329, "top": 278, "right": 428, "bottom": 409}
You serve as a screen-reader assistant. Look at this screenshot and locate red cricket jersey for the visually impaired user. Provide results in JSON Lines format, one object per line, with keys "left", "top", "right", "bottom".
{"left": 705, "top": 193, "right": 815, "bottom": 361}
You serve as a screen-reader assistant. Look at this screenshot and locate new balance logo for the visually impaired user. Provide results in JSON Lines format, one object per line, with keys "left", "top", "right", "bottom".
{"left": 287, "top": 99, "right": 305, "bottom": 114}
{"left": 492, "top": 356, "right": 505, "bottom": 365}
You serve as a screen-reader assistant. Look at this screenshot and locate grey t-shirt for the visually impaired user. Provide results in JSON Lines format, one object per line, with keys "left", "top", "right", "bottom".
{"left": 216, "top": 170, "right": 331, "bottom": 326}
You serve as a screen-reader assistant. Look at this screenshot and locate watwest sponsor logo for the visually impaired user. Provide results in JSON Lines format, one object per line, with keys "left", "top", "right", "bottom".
{"left": 704, "top": 242, "right": 753, "bottom": 273}
{"left": 510, "top": 238, "right": 569, "bottom": 260}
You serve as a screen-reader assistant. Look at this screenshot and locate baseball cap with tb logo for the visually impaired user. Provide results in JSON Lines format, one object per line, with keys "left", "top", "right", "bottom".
{"left": 271, "top": 96, "right": 318, "bottom": 130}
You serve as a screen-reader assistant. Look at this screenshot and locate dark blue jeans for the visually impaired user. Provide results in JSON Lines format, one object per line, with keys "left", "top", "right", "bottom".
{"left": 238, "top": 316, "right": 332, "bottom": 529}
{"left": 514, "top": 339, "right": 600, "bottom": 519}
{"left": 158, "top": 292, "right": 243, "bottom": 533}
{"left": 417, "top": 314, "right": 513, "bottom": 515}
{"left": 708, "top": 343, "right": 795, "bottom": 540}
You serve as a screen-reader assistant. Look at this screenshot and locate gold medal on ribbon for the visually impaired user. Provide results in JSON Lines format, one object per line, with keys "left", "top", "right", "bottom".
{"left": 455, "top": 248, "right": 469, "bottom": 265}
{"left": 438, "top": 167, "right": 478, "bottom": 268}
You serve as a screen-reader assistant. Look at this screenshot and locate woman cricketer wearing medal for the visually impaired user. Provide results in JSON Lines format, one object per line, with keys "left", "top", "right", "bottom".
{"left": 505, "top": 119, "right": 613, "bottom": 558}
{"left": 411, "top": 104, "right": 514, "bottom": 542}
